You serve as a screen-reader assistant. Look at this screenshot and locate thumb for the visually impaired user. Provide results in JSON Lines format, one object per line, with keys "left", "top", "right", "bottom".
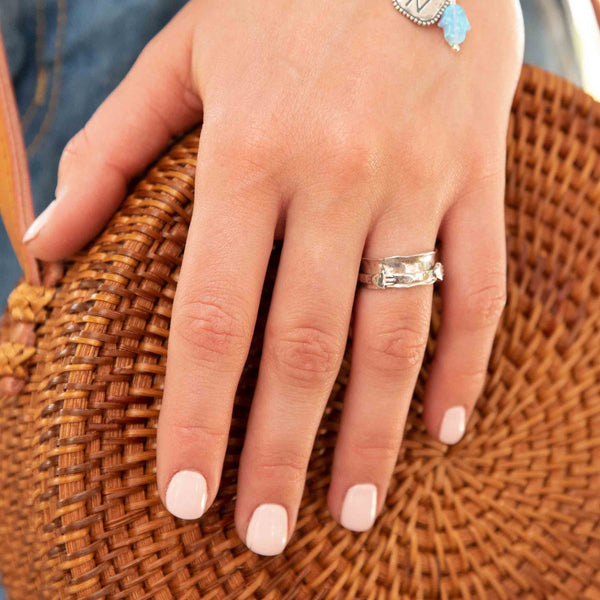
{"left": 23, "top": 1, "right": 203, "bottom": 261}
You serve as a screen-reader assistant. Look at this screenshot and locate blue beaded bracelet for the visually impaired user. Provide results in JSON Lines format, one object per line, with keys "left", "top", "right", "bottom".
{"left": 391, "top": 0, "right": 471, "bottom": 51}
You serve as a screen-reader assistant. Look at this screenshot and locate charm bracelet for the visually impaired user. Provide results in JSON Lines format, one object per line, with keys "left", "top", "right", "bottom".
{"left": 391, "top": 0, "right": 471, "bottom": 51}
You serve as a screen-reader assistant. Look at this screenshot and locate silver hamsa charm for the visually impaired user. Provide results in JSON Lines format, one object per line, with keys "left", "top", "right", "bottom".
{"left": 391, "top": 0, "right": 451, "bottom": 26}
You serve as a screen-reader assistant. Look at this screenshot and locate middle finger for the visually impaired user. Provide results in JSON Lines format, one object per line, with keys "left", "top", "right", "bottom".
{"left": 235, "top": 192, "right": 371, "bottom": 555}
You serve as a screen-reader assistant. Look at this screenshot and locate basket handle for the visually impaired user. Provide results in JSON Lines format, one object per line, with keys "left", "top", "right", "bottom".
{"left": 0, "top": 28, "right": 41, "bottom": 286}
{"left": 593, "top": 0, "right": 600, "bottom": 27}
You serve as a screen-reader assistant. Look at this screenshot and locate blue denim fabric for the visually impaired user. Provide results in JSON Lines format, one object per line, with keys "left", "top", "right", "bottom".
{"left": 0, "top": 0, "right": 187, "bottom": 307}
{"left": 0, "top": 0, "right": 583, "bottom": 594}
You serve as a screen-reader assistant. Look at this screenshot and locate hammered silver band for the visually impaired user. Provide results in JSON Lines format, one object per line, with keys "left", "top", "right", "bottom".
{"left": 358, "top": 251, "right": 444, "bottom": 290}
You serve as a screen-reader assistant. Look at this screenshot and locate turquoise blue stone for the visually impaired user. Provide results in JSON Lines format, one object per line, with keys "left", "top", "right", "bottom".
{"left": 438, "top": 4, "right": 471, "bottom": 47}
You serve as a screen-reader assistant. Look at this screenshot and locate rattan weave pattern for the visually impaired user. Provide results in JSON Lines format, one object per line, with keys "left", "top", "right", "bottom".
{"left": 0, "top": 64, "right": 599, "bottom": 599}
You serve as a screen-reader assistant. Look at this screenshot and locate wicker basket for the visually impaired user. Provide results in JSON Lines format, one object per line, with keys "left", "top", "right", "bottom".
{"left": 0, "top": 64, "right": 599, "bottom": 599}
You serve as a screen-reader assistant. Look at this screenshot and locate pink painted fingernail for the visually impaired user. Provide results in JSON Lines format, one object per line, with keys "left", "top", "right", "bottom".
{"left": 165, "top": 470, "right": 208, "bottom": 519}
{"left": 439, "top": 406, "right": 466, "bottom": 445}
{"left": 245, "top": 504, "right": 288, "bottom": 555}
{"left": 22, "top": 199, "right": 58, "bottom": 244}
{"left": 340, "top": 483, "right": 377, "bottom": 532}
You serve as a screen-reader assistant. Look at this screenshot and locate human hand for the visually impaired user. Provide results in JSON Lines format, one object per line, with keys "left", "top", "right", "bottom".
{"left": 23, "top": 0, "right": 524, "bottom": 555}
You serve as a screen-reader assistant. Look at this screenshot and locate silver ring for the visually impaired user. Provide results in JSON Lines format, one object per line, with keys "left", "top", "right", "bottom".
{"left": 358, "top": 250, "right": 444, "bottom": 290}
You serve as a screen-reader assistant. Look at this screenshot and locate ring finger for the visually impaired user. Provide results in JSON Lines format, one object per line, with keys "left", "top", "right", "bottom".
{"left": 327, "top": 206, "right": 440, "bottom": 531}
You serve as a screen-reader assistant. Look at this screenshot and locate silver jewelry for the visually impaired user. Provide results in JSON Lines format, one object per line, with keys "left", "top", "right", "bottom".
{"left": 358, "top": 251, "right": 444, "bottom": 290}
{"left": 392, "top": 0, "right": 450, "bottom": 25}
{"left": 391, "top": 0, "right": 471, "bottom": 52}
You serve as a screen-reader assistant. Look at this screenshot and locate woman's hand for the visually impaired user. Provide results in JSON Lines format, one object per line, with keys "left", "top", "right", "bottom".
{"left": 23, "top": 0, "right": 524, "bottom": 555}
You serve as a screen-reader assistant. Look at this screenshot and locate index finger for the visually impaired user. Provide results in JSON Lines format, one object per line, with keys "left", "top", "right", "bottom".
{"left": 157, "top": 131, "right": 280, "bottom": 520}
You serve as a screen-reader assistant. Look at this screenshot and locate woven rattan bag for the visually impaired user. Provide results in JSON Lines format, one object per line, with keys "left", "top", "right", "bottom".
{"left": 1, "top": 31, "right": 600, "bottom": 599}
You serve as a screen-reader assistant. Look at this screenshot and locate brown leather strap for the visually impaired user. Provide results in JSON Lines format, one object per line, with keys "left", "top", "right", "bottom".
{"left": 592, "top": 0, "right": 600, "bottom": 28}
{"left": 0, "top": 27, "right": 41, "bottom": 285}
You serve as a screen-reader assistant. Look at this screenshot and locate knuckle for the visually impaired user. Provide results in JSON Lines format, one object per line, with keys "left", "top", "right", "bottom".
{"left": 59, "top": 123, "right": 126, "bottom": 181}
{"left": 174, "top": 292, "right": 249, "bottom": 369}
{"left": 361, "top": 320, "right": 429, "bottom": 375}
{"left": 460, "top": 278, "right": 507, "bottom": 330}
{"left": 238, "top": 130, "right": 276, "bottom": 164}
{"left": 169, "top": 420, "right": 224, "bottom": 444}
{"left": 267, "top": 323, "right": 343, "bottom": 388}
{"left": 456, "top": 362, "right": 490, "bottom": 382}
{"left": 348, "top": 431, "right": 400, "bottom": 462}
{"left": 457, "top": 146, "right": 506, "bottom": 197}
{"left": 215, "top": 122, "right": 280, "bottom": 172}
{"left": 323, "top": 136, "right": 381, "bottom": 184}
{"left": 250, "top": 447, "right": 307, "bottom": 484}
{"left": 59, "top": 127, "right": 92, "bottom": 169}
{"left": 469, "top": 140, "right": 505, "bottom": 175}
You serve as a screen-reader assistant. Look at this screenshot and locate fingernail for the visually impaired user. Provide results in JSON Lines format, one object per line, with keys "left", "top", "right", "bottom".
{"left": 22, "top": 199, "right": 58, "bottom": 244}
{"left": 340, "top": 483, "right": 377, "bottom": 532}
{"left": 245, "top": 503, "right": 288, "bottom": 556}
{"left": 439, "top": 406, "right": 466, "bottom": 445}
{"left": 165, "top": 470, "right": 208, "bottom": 519}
